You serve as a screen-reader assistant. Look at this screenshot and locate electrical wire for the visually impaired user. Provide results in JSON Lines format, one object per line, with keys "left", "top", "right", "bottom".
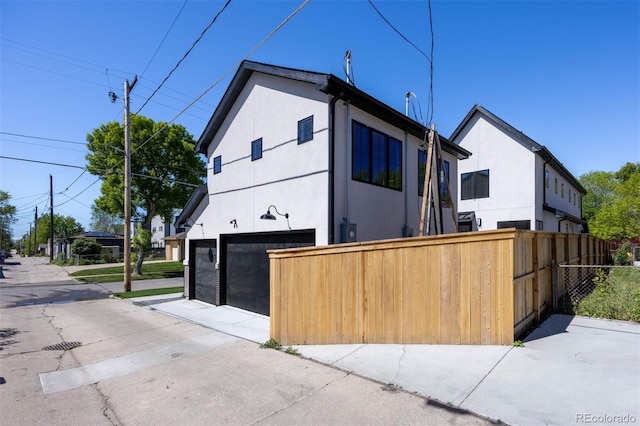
{"left": 130, "top": 0, "right": 310, "bottom": 159}
{"left": 139, "top": 0, "right": 189, "bottom": 80}
{"left": 367, "top": 0, "right": 432, "bottom": 64}
{"left": 135, "top": 0, "right": 232, "bottom": 114}
{"left": 0, "top": 131, "right": 86, "bottom": 145}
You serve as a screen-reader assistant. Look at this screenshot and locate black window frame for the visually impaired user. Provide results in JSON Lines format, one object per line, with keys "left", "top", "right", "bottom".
{"left": 461, "top": 169, "right": 489, "bottom": 200}
{"left": 251, "top": 138, "right": 262, "bottom": 161}
{"left": 213, "top": 155, "right": 222, "bottom": 174}
{"left": 351, "top": 121, "right": 402, "bottom": 191}
{"left": 418, "top": 150, "right": 450, "bottom": 201}
{"left": 298, "top": 116, "right": 314, "bottom": 144}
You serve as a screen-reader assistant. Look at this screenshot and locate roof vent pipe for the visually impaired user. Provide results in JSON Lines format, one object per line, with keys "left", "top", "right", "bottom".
{"left": 344, "top": 50, "right": 355, "bottom": 86}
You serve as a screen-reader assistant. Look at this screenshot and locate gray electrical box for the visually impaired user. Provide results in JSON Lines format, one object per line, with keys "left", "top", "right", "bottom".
{"left": 340, "top": 222, "right": 357, "bottom": 243}
{"left": 402, "top": 226, "right": 414, "bottom": 237}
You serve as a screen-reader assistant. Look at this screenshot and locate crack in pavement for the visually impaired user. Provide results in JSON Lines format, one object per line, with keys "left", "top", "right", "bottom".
{"left": 94, "top": 383, "right": 122, "bottom": 426}
{"left": 390, "top": 344, "right": 407, "bottom": 384}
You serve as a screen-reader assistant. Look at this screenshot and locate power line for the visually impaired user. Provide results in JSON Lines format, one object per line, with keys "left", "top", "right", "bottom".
{"left": 0, "top": 155, "right": 86, "bottom": 169}
{"left": 1, "top": 58, "right": 111, "bottom": 89}
{"left": 136, "top": 0, "right": 232, "bottom": 114}
{"left": 367, "top": 0, "right": 432, "bottom": 64}
{"left": 0, "top": 131, "right": 86, "bottom": 145}
{"left": 132, "top": 0, "right": 310, "bottom": 158}
{"left": 139, "top": 0, "right": 189, "bottom": 79}
{"left": 0, "top": 138, "right": 87, "bottom": 153}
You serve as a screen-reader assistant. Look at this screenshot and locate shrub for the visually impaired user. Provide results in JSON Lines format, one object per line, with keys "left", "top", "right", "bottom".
{"left": 614, "top": 241, "right": 633, "bottom": 266}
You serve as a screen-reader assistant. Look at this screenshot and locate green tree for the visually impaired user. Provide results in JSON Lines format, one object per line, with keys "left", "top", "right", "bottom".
{"left": 0, "top": 190, "right": 17, "bottom": 252}
{"left": 580, "top": 162, "right": 640, "bottom": 240}
{"left": 132, "top": 225, "right": 152, "bottom": 275}
{"left": 35, "top": 214, "right": 84, "bottom": 246}
{"left": 71, "top": 238, "right": 102, "bottom": 262}
{"left": 89, "top": 204, "right": 123, "bottom": 234}
{"left": 85, "top": 115, "right": 205, "bottom": 275}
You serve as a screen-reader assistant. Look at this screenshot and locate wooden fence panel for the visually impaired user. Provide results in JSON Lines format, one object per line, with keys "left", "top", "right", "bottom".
{"left": 269, "top": 229, "right": 610, "bottom": 346}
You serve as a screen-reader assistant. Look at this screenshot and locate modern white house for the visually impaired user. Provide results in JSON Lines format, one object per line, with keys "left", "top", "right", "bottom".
{"left": 176, "top": 61, "right": 470, "bottom": 315}
{"left": 149, "top": 211, "right": 180, "bottom": 249}
{"left": 450, "top": 104, "right": 586, "bottom": 234}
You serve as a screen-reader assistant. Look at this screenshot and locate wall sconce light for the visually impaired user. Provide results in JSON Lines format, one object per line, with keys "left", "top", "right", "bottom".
{"left": 183, "top": 218, "right": 203, "bottom": 228}
{"left": 230, "top": 219, "right": 238, "bottom": 228}
{"left": 260, "top": 205, "right": 291, "bottom": 230}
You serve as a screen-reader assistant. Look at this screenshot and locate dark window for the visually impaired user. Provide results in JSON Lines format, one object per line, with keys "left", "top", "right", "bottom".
{"left": 545, "top": 170, "right": 549, "bottom": 188}
{"left": 352, "top": 121, "right": 402, "bottom": 191}
{"left": 536, "top": 220, "right": 544, "bottom": 231}
{"left": 461, "top": 169, "right": 489, "bottom": 200}
{"left": 213, "top": 156, "right": 222, "bottom": 174}
{"left": 418, "top": 151, "right": 449, "bottom": 201}
{"left": 418, "top": 150, "right": 427, "bottom": 196}
{"left": 497, "top": 220, "right": 531, "bottom": 230}
{"left": 298, "top": 116, "right": 313, "bottom": 144}
{"left": 439, "top": 160, "right": 450, "bottom": 202}
{"left": 251, "top": 138, "right": 262, "bottom": 161}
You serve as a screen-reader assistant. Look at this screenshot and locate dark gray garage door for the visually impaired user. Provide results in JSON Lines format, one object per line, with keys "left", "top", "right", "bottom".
{"left": 221, "top": 230, "right": 315, "bottom": 316}
{"left": 190, "top": 240, "right": 217, "bottom": 305}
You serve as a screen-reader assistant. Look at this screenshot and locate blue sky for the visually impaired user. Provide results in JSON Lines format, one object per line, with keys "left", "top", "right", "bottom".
{"left": 1, "top": 0, "right": 638, "bottom": 239}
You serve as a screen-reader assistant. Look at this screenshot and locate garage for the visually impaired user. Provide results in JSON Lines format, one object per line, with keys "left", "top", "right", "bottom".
{"left": 220, "top": 230, "right": 315, "bottom": 316}
{"left": 189, "top": 240, "right": 217, "bottom": 305}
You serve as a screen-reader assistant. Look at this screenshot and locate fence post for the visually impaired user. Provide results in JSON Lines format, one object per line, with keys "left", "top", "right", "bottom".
{"left": 551, "top": 260, "right": 557, "bottom": 310}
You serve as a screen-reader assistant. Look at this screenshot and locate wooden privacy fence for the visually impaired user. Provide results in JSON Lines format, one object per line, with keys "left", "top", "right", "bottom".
{"left": 269, "top": 229, "right": 611, "bottom": 346}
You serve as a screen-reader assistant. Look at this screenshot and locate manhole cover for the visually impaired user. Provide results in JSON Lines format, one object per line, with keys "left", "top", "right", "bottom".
{"left": 42, "top": 341, "right": 81, "bottom": 351}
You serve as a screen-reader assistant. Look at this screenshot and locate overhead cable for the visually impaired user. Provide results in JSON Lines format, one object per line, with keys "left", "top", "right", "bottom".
{"left": 135, "top": 0, "right": 232, "bottom": 114}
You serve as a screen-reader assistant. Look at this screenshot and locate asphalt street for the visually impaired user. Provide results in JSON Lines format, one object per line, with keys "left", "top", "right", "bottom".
{"left": 0, "top": 256, "right": 492, "bottom": 425}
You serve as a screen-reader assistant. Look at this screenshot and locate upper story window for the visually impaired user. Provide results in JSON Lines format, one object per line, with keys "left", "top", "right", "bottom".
{"left": 213, "top": 155, "right": 222, "bottom": 174}
{"left": 574, "top": 193, "right": 577, "bottom": 205}
{"left": 352, "top": 121, "right": 402, "bottom": 191}
{"left": 545, "top": 170, "right": 549, "bottom": 188}
{"left": 561, "top": 183, "right": 565, "bottom": 198}
{"left": 298, "top": 116, "right": 313, "bottom": 144}
{"left": 554, "top": 178, "right": 558, "bottom": 194}
{"left": 251, "top": 138, "right": 262, "bottom": 161}
{"left": 568, "top": 188, "right": 571, "bottom": 203}
{"left": 418, "top": 150, "right": 449, "bottom": 201}
{"left": 461, "top": 169, "right": 489, "bottom": 200}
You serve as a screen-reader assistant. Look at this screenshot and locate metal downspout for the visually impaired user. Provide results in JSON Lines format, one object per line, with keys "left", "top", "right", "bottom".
{"left": 346, "top": 100, "right": 351, "bottom": 223}
{"left": 329, "top": 92, "right": 344, "bottom": 244}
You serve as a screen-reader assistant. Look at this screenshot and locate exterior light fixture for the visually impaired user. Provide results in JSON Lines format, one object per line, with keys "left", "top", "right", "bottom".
{"left": 260, "top": 205, "right": 291, "bottom": 230}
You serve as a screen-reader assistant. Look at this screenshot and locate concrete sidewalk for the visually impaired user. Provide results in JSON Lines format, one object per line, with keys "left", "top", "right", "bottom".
{"left": 138, "top": 295, "right": 640, "bottom": 426}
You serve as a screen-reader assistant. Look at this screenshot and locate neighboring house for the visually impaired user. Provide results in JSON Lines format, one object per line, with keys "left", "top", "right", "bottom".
{"left": 176, "top": 60, "right": 470, "bottom": 315}
{"left": 52, "top": 231, "right": 125, "bottom": 260}
{"left": 149, "top": 212, "right": 180, "bottom": 249}
{"left": 450, "top": 104, "right": 586, "bottom": 233}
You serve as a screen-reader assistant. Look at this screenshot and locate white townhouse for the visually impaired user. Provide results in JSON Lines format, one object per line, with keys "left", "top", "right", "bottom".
{"left": 450, "top": 105, "right": 586, "bottom": 234}
{"left": 176, "top": 61, "right": 470, "bottom": 315}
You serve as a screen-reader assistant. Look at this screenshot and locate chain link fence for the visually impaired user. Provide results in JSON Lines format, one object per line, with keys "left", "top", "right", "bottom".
{"left": 553, "top": 264, "right": 640, "bottom": 321}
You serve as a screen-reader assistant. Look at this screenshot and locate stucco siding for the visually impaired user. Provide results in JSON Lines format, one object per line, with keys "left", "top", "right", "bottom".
{"left": 456, "top": 115, "right": 537, "bottom": 230}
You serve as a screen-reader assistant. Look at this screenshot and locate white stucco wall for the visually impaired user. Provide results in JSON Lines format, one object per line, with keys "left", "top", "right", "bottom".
{"left": 456, "top": 115, "right": 537, "bottom": 230}
{"left": 189, "top": 73, "right": 330, "bottom": 262}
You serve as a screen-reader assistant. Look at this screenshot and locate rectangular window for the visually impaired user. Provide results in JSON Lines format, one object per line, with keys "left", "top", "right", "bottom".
{"left": 351, "top": 121, "right": 402, "bottom": 191}
{"left": 561, "top": 183, "right": 565, "bottom": 198}
{"left": 545, "top": 170, "right": 549, "bottom": 188}
{"left": 251, "top": 138, "right": 262, "bottom": 161}
{"left": 418, "top": 150, "right": 427, "bottom": 196}
{"left": 439, "top": 160, "right": 450, "bottom": 202}
{"left": 461, "top": 169, "right": 489, "bottom": 200}
{"left": 536, "top": 220, "right": 544, "bottom": 231}
{"left": 213, "top": 155, "right": 222, "bottom": 174}
{"left": 574, "top": 193, "right": 577, "bottom": 205}
{"left": 568, "top": 189, "right": 571, "bottom": 203}
{"left": 554, "top": 178, "right": 558, "bottom": 194}
{"left": 298, "top": 116, "right": 313, "bottom": 144}
{"left": 497, "top": 220, "right": 531, "bottom": 230}
{"left": 159, "top": 226, "right": 163, "bottom": 232}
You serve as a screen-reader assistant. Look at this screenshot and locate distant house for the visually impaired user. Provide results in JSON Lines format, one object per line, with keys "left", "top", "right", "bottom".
{"left": 450, "top": 104, "right": 586, "bottom": 233}
{"left": 52, "top": 231, "right": 124, "bottom": 261}
{"left": 176, "top": 60, "right": 470, "bottom": 315}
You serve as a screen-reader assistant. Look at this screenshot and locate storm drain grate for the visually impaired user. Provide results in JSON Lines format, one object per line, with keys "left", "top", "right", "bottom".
{"left": 42, "top": 341, "right": 82, "bottom": 351}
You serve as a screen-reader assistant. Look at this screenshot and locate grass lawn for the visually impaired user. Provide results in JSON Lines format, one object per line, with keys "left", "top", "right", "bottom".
{"left": 70, "top": 261, "right": 183, "bottom": 284}
{"left": 575, "top": 267, "right": 640, "bottom": 322}
{"left": 113, "top": 287, "right": 183, "bottom": 299}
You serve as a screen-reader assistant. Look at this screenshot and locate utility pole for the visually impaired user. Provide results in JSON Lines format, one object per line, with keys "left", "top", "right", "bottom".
{"left": 33, "top": 206, "right": 38, "bottom": 256}
{"left": 50, "top": 174, "right": 54, "bottom": 262}
{"left": 123, "top": 76, "right": 138, "bottom": 292}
